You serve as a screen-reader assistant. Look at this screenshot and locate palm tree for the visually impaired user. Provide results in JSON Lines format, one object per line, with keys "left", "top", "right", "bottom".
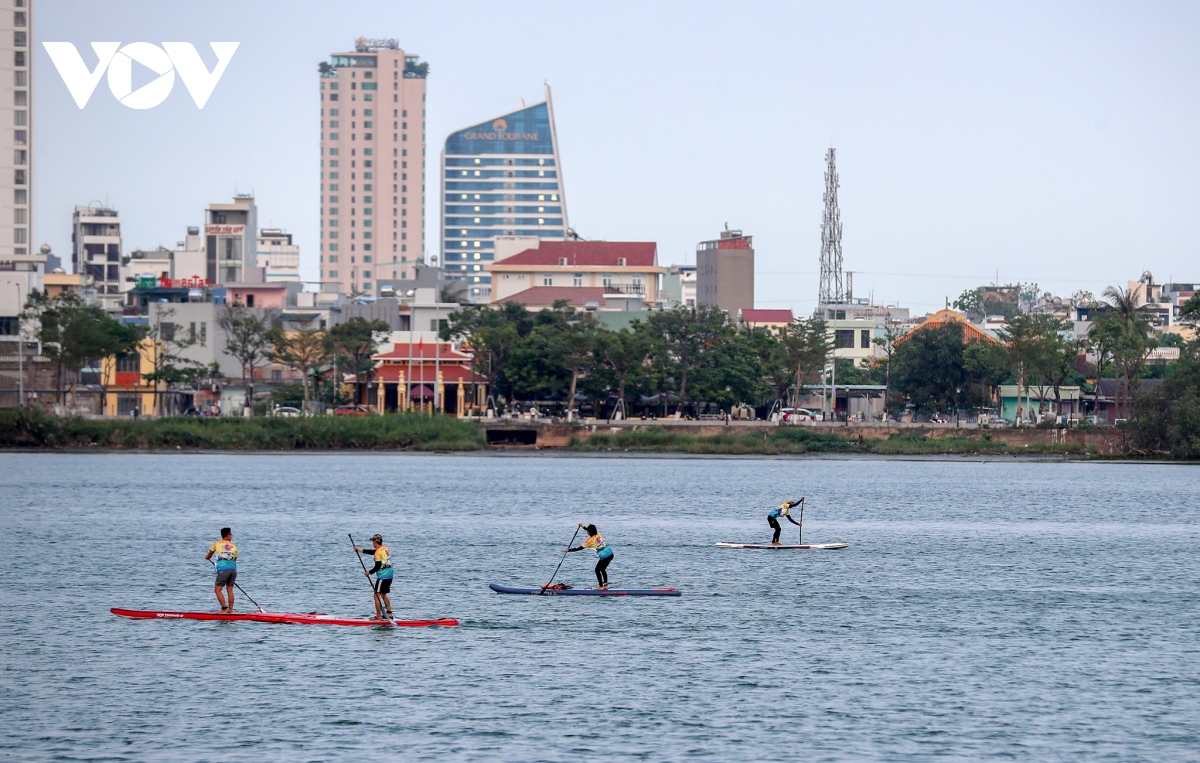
{"left": 997, "top": 315, "right": 1040, "bottom": 425}
{"left": 1102, "top": 286, "right": 1152, "bottom": 420}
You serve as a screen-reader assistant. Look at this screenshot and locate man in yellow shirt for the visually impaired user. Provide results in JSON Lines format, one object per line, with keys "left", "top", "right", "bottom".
{"left": 204, "top": 527, "right": 239, "bottom": 613}
{"left": 353, "top": 534, "right": 395, "bottom": 621}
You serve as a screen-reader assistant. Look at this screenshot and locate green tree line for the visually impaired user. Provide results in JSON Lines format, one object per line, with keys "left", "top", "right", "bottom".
{"left": 442, "top": 302, "right": 832, "bottom": 417}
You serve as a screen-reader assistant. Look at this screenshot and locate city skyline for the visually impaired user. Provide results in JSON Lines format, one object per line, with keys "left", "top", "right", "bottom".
{"left": 32, "top": 1, "right": 1200, "bottom": 312}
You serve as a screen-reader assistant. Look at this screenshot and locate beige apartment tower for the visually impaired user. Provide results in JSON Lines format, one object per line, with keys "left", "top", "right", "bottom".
{"left": 0, "top": 0, "right": 30, "bottom": 261}
{"left": 318, "top": 37, "right": 427, "bottom": 295}
{"left": 696, "top": 228, "right": 754, "bottom": 316}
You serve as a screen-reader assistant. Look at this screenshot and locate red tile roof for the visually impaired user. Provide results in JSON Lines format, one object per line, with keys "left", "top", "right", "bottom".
{"left": 493, "top": 240, "right": 657, "bottom": 268}
{"left": 495, "top": 286, "right": 611, "bottom": 308}
{"left": 741, "top": 309, "right": 794, "bottom": 324}
{"left": 374, "top": 342, "right": 472, "bottom": 361}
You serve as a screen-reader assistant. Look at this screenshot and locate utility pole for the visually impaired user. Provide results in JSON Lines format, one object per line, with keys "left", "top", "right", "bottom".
{"left": 14, "top": 284, "right": 24, "bottom": 407}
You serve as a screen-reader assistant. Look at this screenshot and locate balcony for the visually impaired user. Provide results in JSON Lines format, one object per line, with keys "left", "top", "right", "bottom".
{"left": 603, "top": 283, "right": 646, "bottom": 296}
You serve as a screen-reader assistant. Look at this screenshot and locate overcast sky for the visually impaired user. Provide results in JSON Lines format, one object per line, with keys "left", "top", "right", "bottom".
{"left": 34, "top": 1, "right": 1200, "bottom": 313}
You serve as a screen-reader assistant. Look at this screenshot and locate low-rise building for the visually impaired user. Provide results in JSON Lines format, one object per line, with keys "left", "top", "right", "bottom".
{"left": 495, "top": 286, "right": 645, "bottom": 312}
{"left": 257, "top": 228, "right": 300, "bottom": 283}
{"left": 821, "top": 301, "right": 914, "bottom": 366}
{"left": 662, "top": 264, "right": 696, "bottom": 307}
{"left": 0, "top": 247, "right": 45, "bottom": 345}
{"left": 486, "top": 240, "right": 664, "bottom": 309}
{"left": 1000, "top": 385, "right": 1082, "bottom": 423}
{"left": 42, "top": 270, "right": 94, "bottom": 299}
{"left": 347, "top": 341, "right": 487, "bottom": 415}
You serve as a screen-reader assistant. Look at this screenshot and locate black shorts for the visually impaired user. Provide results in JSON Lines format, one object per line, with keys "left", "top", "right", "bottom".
{"left": 376, "top": 577, "right": 393, "bottom": 595}
{"left": 215, "top": 569, "right": 237, "bottom": 587}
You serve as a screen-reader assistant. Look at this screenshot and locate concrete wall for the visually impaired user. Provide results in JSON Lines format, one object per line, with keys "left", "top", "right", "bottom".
{"left": 480, "top": 420, "right": 1126, "bottom": 453}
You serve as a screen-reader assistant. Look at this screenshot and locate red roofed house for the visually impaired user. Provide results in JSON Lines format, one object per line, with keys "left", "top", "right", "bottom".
{"left": 345, "top": 341, "right": 489, "bottom": 416}
{"left": 740, "top": 309, "right": 794, "bottom": 330}
{"left": 486, "top": 240, "right": 666, "bottom": 309}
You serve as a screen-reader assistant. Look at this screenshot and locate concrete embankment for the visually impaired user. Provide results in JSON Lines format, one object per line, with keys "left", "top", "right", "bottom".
{"left": 480, "top": 419, "right": 1126, "bottom": 456}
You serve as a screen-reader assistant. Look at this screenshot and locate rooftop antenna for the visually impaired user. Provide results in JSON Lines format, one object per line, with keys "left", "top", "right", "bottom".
{"left": 818, "top": 147, "right": 844, "bottom": 306}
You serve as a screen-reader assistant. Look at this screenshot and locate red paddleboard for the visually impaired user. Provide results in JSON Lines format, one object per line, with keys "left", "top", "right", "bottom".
{"left": 110, "top": 608, "right": 458, "bottom": 627}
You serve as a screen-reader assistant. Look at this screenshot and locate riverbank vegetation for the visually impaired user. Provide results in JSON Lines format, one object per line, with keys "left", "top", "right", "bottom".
{"left": 0, "top": 409, "right": 484, "bottom": 451}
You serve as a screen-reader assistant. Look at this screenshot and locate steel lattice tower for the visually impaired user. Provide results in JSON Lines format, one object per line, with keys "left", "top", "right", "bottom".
{"left": 818, "top": 148, "right": 844, "bottom": 305}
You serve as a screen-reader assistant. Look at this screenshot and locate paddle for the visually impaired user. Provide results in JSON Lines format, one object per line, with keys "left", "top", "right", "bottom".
{"left": 798, "top": 497, "right": 805, "bottom": 545}
{"left": 349, "top": 534, "right": 395, "bottom": 623}
{"left": 541, "top": 525, "right": 581, "bottom": 594}
{"left": 207, "top": 558, "right": 264, "bottom": 613}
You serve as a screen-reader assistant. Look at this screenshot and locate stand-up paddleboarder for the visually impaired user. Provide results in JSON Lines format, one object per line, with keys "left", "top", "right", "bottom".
{"left": 353, "top": 534, "right": 394, "bottom": 621}
{"left": 768, "top": 499, "right": 804, "bottom": 545}
{"left": 566, "top": 523, "right": 614, "bottom": 589}
{"left": 205, "top": 527, "right": 239, "bottom": 612}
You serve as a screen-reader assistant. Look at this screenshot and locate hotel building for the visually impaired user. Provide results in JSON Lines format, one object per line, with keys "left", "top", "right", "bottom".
{"left": 441, "top": 86, "right": 568, "bottom": 302}
{"left": 1, "top": 0, "right": 31, "bottom": 262}
{"left": 318, "top": 37, "right": 428, "bottom": 296}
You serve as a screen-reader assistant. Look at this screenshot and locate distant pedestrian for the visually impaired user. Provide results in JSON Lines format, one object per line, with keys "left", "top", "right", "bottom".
{"left": 205, "top": 527, "right": 238, "bottom": 612}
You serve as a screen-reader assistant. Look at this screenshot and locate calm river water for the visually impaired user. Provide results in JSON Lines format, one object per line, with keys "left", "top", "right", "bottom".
{"left": 1, "top": 453, "right": 1198, "bottom": 761}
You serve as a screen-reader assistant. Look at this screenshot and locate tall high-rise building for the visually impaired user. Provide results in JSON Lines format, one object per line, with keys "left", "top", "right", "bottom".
{"left": 204, "top": 194, "right": 257, "bottom": 284}
{"left": 696, "top": 227, "right": 754, "bottom": 316}
{"left": 318, "top": 37, "right": 428, "bottom": 296}
{"left": 441, "top": 85, "right": 569, "bottom": 302}
{"left": 1, "top": 0, "right": 31, "bottom": 261}
{"left": 71, "top": 204, "right": 122, "bottom": 310}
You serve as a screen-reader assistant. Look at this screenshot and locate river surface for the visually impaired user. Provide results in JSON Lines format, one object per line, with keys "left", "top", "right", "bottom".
{"left": 1, "top": 452, "right": 1198, "bottom": 762}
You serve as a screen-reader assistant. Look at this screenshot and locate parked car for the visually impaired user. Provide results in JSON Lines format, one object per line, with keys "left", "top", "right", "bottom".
{"left": 782, "top": 407, "right": 818, "bottom": 423}
{"left": 333, "top": 405, "right": 372, "bottom": 416}
{"left": 272, "top": 406, "right": 302, "bottom": 418}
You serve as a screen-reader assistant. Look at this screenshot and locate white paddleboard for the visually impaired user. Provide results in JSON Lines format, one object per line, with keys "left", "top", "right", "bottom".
{"left": 715, "top": 542, "right": 849, "bottom": 550}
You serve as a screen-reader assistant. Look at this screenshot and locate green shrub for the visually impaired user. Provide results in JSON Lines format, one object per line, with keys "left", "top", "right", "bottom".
{"left": 0, "top": 409, "right": 484, "bottom": 451}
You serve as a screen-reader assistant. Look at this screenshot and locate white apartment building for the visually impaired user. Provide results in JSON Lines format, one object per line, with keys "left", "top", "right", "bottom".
{"left": 71, "top": 205, "right": 122, "bottom": 311}
{"left": 257, "top": 228, "right": 300, "bottom": 283}
{"left": 0, "top": 247, "right": 42, "bottom": 343}
{"left": 319, "top": 37, "right": 428, "bottom": 296}
{"left": 0, "top": 0, "right": 30, "bottom": 266}
{"left": 818, "top": 300, "right": 911, "bottom": 367}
